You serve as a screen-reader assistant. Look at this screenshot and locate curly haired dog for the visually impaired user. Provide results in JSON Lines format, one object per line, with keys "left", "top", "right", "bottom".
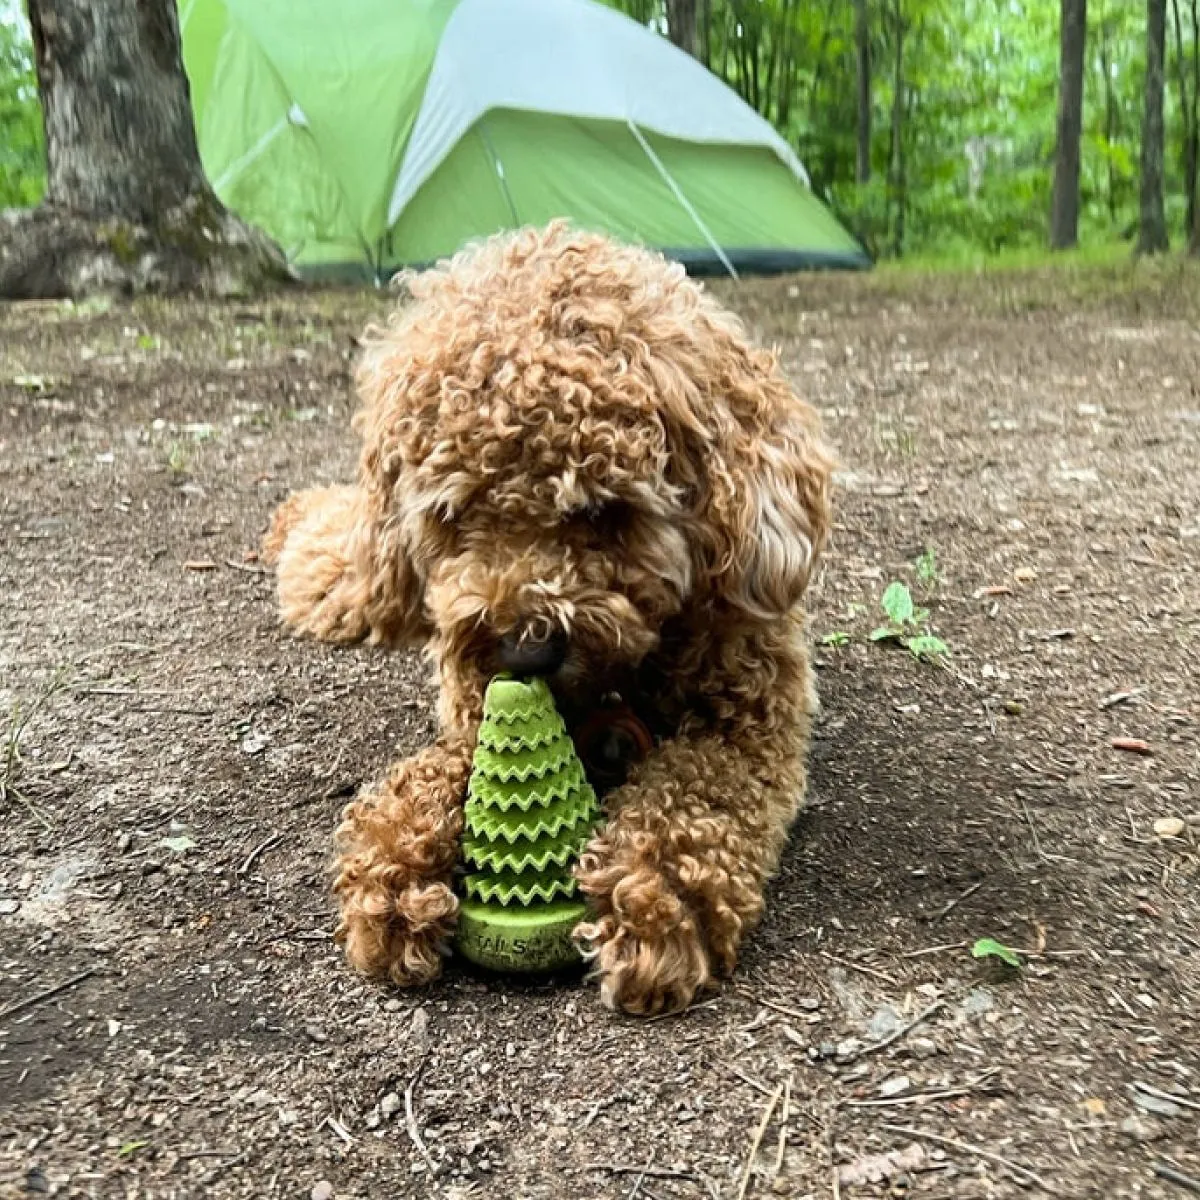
{"left": 263, "top": 222, "right": 833, "bottom": 1015}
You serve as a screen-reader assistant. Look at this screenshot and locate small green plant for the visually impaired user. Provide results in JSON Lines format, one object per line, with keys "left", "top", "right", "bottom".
{"left": 914, "top": 546, "right": 939, "bottom": 586}
{"left": 971, "top": 937, "right": 1023, "bottom": 970}
{"left": 870, "top": 582, "right": 949, "bottom": 663}
{"left": 821, "top": 631, "right": 851, "bottom": 647}
{"left": 166, "top": 441, "right": 189, "bottom": 476}
{"left": 135, "top": 333, "right": 161, "bottom": 352}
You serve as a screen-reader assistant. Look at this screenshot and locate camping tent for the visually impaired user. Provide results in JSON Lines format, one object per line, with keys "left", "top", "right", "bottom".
{"left": 179, "top": 0, "right": 869, "bottom": 280}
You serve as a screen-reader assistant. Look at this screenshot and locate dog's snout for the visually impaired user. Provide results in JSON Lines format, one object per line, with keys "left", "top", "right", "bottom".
{"left": 496, "top": 625, "right": 569, "bottom": 677}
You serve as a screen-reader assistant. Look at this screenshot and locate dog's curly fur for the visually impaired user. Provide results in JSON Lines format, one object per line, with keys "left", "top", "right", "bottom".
{"left": 263, "top": 222, "right": 834, "bottom": 1014}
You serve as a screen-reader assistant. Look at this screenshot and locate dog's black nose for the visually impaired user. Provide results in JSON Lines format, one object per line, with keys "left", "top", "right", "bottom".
{"left": 496, "top": 626, "right": 568, "bottom": 676}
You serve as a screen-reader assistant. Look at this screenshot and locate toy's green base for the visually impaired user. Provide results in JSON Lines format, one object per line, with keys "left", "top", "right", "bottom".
{"left": 454, "top": 898, "right": 588, "bottom": 973}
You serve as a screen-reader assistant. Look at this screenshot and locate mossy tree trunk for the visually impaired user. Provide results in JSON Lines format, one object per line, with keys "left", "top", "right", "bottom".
{"left": 0, "top": 0, "right": 291, "bottom": 300}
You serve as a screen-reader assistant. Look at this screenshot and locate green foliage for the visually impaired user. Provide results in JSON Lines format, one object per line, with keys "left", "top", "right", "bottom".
{"left": 605, "top": 0, "right": 1200, "bottom": 259}
{"left": 0, "top": 12, "right": 44, "bottom": 207}
{"left": 915, "top": 546, "right": 939, "bottom": 586}
{"left": 971, "top": 936, "right": 1023, "bottom": 969}
{"left": 870, "top": 581, "right": 949, "bottom": 662}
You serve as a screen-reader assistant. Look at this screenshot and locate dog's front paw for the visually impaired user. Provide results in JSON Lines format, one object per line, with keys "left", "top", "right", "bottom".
{"left": 336, "top": 878, "right": 459, "bottom": 988}
{"left": 575, "top": 867, "right": 712, "bottom": 1015}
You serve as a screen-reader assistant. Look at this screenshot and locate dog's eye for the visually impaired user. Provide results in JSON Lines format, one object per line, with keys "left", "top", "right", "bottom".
{"left": 571, "top": 500, "right": 631, "bottom": 538}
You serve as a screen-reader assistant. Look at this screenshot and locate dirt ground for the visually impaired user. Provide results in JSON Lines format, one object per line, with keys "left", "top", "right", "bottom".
{"left": 1, "top": 258, "right": 1198, "bottom": 1200}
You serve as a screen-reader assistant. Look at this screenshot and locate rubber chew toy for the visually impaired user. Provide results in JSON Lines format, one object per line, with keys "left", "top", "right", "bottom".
{"left": 454, "top": 675, "right": 602, "bottom": 972}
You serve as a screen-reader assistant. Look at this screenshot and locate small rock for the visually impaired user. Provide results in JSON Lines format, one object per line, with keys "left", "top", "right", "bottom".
{"left": 0, "top": 899, "right": 19, "bottom": 915}
{"left": 910, "top": 1037, "right": 938, "bottom": 1059}
{"left": 410, "top": 1006, "right": 430, "bottom": 1041}
{"left": 797, "top": 996, "right": 820, "bottom": 1011}
{"left": 505, "top": 1042, "right": 516, "bottom": 1059}
{"left": 1130, "top": 1087, "right": 1182, "bottom": 1118}
{"left": 107, "top": 1020, "right": 121, "bottom": 1038}
{"left": 116, "top": 832, "right": 132, "bottom": 853}
{"left": 305, "top": 1024, "right": 328, "bottom": 1044}
{"left": 311, "top": 1182, "right": 334, "bottom": 1200}
{"left": 1120, "top": 1114, "right": 1163, "bottom": 1142}
{"left": 1153, "top": 817, "right": 1186, "bottom": 839}
{"left": 383, "top": 998, "right": 403, "bottom": 1013}
{"left": 834, "top": 1038, "right": 863, "bottom": 1062}
{"left": 380, "top": 1092, "right": 401, "bottom": 1119}
{"left": 880, "top": 1075, "right": 911, "bottom": 1097}
{"left": 815, "top": 1041, "right": 838, "bottom": 1060}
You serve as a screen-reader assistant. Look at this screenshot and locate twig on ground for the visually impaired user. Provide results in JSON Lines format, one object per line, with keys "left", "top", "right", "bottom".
{"left": 0, "top": 968, "right": 97, "bottom": 1022}
{"left": 883, "top": 1123, "right": 1058, "bottom": 1194}
{"left": 819, "top": 951, "right": 899, "bottom": 986}
{"left": 737, "top": 1081, "right": 783, "bottom": 1200}
{"left": 1132, "top": 1081, "right": 1200, "bottom": 1113}
{"left": 771, "top": 1073, "right": 793, "bottom": 1183}
{"left": 239, "top": 832, "right": 283, "bottom": 876}
{"left": 224, "top": 558, "right": 269, "bottom": 575}
{"left": 324, "top": 1115, "right": 353, "bottom": 1148}
{"left": 583, "top": 1165, "right": 698, "bottom": 1182}
{"left": 900, "top": 941, "right": 968, "bottom": 958}
{"left": 843, "top": 1067, "right": 1001, "bottom": 1109}
{"left": 725, "top": 1065, "right": 774, "bottom": 1097}
{"left": 1154, "top": 1161, "right": 1200, "bottom": 1194}
{"left": 922, "top": 883, "right": 983, "bottom": 923}
{"left": 840, "top": 1000, "right": 946, "bottom": 1063}
{"left": 740, "top": 990, "right": 820, "bottom": 1022}
{"left": 404, "top": 1053, "right": 435, "bottom": 1170}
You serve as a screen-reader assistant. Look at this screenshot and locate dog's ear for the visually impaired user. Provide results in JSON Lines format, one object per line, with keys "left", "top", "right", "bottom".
{"left": 688, "top": 349, "right": 834, "bottom": 621}
{"left": 262, "top": 483, "right": 428, "bottom": 647}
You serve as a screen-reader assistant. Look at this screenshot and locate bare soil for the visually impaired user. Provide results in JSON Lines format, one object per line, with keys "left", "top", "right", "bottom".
{"left": 1, "top": 260, "right": 1197, "bottom": 1200}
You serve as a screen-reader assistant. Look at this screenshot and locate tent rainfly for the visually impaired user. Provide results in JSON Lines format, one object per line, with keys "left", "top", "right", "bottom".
{"left": 179, "top": 0, "right": 870, "bottom": 280}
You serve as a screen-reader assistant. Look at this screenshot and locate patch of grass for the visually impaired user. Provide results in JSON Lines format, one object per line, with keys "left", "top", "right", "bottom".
{"left": 914, "top": 546, "right": 940, "bottom": 587}
{"left": 165, "top": 441, "right": 189, "bottom": 476}
{"left": 870, "top": 582, "right": 949, "bottom": 663}
{"left": 820, "top": 631, "right": 851, "bottom": 647}
{"left": 1, "top": 666, "right": 72, "bottom": 827}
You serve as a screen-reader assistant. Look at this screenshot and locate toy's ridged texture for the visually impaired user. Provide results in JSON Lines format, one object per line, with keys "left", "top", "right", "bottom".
{"left": 455, "top": 675, "right": 603, "bottom": 972}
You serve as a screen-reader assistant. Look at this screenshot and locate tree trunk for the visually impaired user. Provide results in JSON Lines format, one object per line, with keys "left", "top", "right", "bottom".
{"left": 0, "top": 0, "right": 290, "bottom": 300}
{"left": 855, "top": 0, "right": 873, "bottom": 184}
{"left": 888, "top": 3, "right": 907, "bottom": 256}
{"left": 1137, "top": 0, "right": 1170, "bottom": 253}
{"left": 666, "top": 0, "right": 699, "bottom": 58}
{"left": 1170, "top": 0, "right": 1197, "bottom": 245}
{"left": 1192, "top": 0, "right": 1200, "bottom": 252}
{"left": 1050, "top": 0, "right": 1088, "bottom": 249}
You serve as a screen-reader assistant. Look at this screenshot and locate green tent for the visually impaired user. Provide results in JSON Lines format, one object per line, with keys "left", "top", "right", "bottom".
{"left": 179, "top": 0, "right": 869, "bottom": 281}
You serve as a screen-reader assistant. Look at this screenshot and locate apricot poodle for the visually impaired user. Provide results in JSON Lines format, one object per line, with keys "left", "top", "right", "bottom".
{"left": 263, "top": 222, "right": 833, "bottom": 1015}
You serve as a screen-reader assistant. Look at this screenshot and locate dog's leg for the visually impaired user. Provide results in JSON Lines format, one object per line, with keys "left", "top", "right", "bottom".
{"left": 333, "top": 737, "right": 473, "bottom": 986}
{"left": 262, "top": 484, "right": 425, "bottom": 646}
{"left": 575, "top": 657, "right": 815, "bottom": 1015}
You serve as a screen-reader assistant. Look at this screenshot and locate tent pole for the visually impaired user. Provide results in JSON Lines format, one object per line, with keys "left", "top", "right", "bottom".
{"left": 476, "top": 118, "right": 521, "bottom": 226}
{"left": 626, "top": 120, "right": 739, "bottom": 281}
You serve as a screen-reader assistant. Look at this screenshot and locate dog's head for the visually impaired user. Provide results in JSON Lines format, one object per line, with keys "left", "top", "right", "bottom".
{"left": 353, "top": 223, "right": 832, "bottom": 703}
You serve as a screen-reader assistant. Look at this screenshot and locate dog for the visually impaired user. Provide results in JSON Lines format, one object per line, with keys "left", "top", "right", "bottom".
{"left": 262, "top": 222, "right": 833, "bottom": 1015}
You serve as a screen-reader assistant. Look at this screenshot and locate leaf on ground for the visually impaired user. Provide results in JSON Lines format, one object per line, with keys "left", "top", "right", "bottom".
{"left": 838, "top": 1142, "right": 925, "bottom": 1186}
{"left": 881, "top": 581, "right": 915, "bottom": 626}
{"left": 971, "top": 937, "right": 1023, "bottom": 969}
{"left": 905, "top": 634, "right": 949, "bottom": 661}
{"left": 117, "top": 1140, "right": 148, "bottom": 1158}
{"left": 870, "top": 626, "right": 900, "bottom": 642}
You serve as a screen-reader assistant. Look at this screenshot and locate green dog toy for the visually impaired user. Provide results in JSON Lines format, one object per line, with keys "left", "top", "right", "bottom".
{"left": 454, "top": 674, "right": 603, "bottom": 973}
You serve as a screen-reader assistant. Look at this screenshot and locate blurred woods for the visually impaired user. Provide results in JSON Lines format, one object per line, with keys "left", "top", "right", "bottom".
{"left": 3, "top": 0, "right": 1199, "bottom": 259}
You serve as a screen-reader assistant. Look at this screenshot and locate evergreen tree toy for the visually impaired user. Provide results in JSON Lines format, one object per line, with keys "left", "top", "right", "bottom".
{"left": 454, "top": 674, "right": 603, "bottom": 973}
